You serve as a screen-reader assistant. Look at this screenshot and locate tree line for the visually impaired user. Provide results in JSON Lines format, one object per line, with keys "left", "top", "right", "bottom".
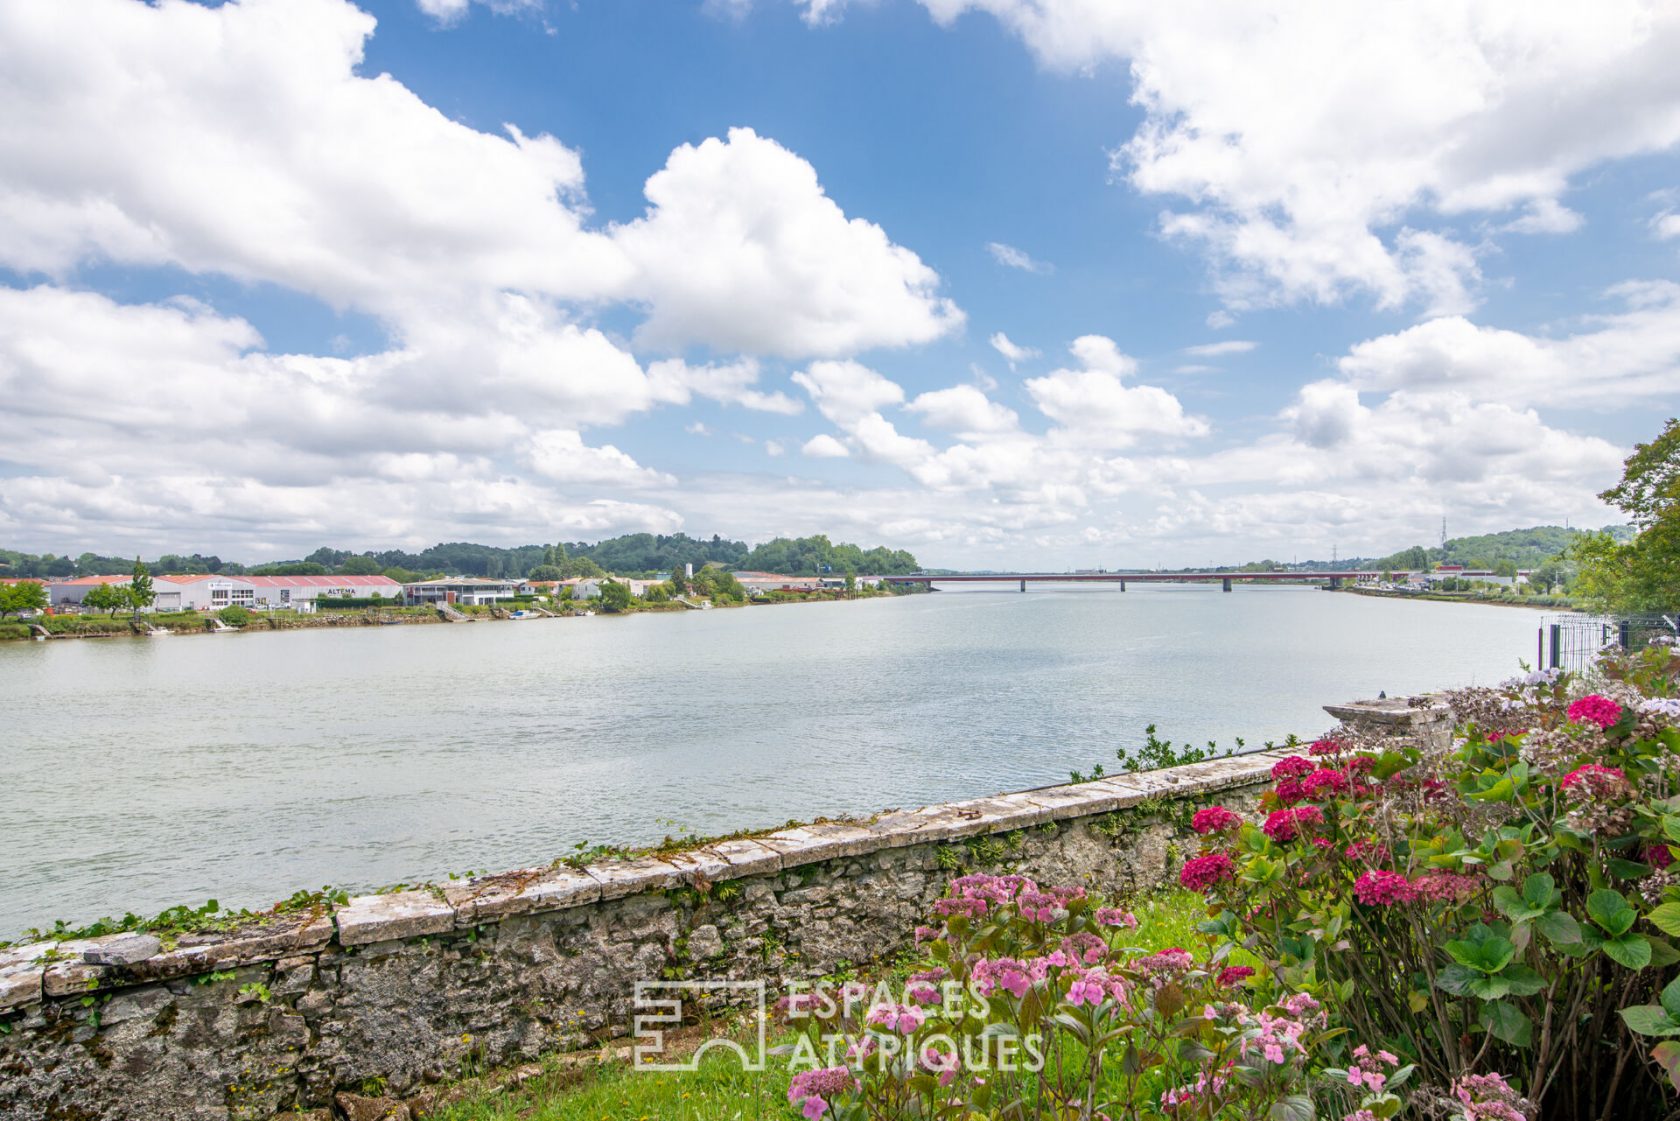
{"left": 0, "top": 533, "right": 923, "bottom": 584}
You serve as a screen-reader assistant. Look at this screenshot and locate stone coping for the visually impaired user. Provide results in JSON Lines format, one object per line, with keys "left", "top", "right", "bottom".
{"left": 0, "top": 749, "right": 1287, "bottom": 1011}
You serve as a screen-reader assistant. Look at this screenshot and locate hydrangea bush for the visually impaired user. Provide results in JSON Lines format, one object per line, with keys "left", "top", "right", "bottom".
{"left": 776, "top": 873, "right": 1408, "bottom": 1120}
{"left": 1183, "top": 646, "right": 1680, "bottom": 1121}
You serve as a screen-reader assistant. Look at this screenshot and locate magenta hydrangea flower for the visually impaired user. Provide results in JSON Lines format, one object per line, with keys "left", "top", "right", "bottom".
{"left": 1567, "top": 694, "right": 1623, "bottom": 729}
{"left": 1411, "top": 870, "right": 1481, "bottom": 903}
{"left": 1647, "top": 844, "right": 1675, "bottom": 870}
{"left": 1192, "top": 805, "right": 1243, "bottom": 834}
{"left": 1353, "top": 869, "right": 1417, "bottom": 906}
{"left": 1216, "top": 965, "right": 1255, "bottom": 987}
{"left": 1273, "top": 778, "right": 1307, "bottom": 806}
{"left": 1272, "top": 755, "right": 1315, "bottom": 780}
{"left": 1308, "top": 736, "right": 1344, "bottom": 757}
{"left": 1262, "top": 805, "right": 1323, "bottom": 843}
{"left": 1302, "top": 768, "right": 1350, "bottom": 799}
{"left": 1180, "top": 852, "right": 1236, "bottom": 890}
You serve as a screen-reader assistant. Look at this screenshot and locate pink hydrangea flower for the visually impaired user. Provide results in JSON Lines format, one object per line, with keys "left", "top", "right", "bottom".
{"left": 1308, "top": 736, "right": 1344, "bottom": 757}
{"left": 788, "top": 1067, "right": 859, "bottom": 1119}
{"left": 1353, "top": 869, "right": 1417, "bottom": 906}
{"left": 1559, "top": 763, "right": 1626, "bottom": 791}
{"left": 1095, "top": 907, "right": 1138, "bottom": 928}
{"left": 1180, "top": 852, "right": 1236, "bottom": 890}
{"left": 865, "top": 1003, "right": 925, "bottom": 1034}
{"left": 1412, "top": 870, "right": 1481, "bottom": 903}
{"left": 1192, "top": 805, "right": 1243, "bottom": 834}
{"left": 1273, "top": 778, "right": 1307, "bottom": 806}
{"left": 1567, "top": 694, "right": 1623, "bottom": 729}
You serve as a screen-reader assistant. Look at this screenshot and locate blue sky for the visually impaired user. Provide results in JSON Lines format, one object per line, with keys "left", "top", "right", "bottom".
{"left": 1, "top": 0, "right": 1677, "bottom": 567}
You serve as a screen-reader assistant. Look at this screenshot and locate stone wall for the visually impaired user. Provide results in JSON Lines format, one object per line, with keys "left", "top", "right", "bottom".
{"left": 0, "top": 700, "right": 1449, "bottom": 1121}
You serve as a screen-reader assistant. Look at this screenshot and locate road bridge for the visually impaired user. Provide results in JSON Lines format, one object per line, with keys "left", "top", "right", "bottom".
{"left": 883, "top": 571, "right": 1395, "bottom": 592}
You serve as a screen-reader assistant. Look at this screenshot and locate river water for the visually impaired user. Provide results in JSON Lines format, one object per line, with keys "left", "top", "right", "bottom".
{"left": 0, "top": 585, "right": 1544, "bottom": 935}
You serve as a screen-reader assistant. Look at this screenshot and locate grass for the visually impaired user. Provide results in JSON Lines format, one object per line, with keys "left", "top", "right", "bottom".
{"left": 432, "top": 890, "right": 1220, "bottom": 1121}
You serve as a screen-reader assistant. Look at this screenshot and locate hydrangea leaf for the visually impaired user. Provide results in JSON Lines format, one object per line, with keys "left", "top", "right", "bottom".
{"left": 1621, "top": 1004, "right": 1680, "bottom": 1037}
{"left": 1603, "top": 931, "right": 1653, "bottom": 970}
{"left": 1587, "top": 890, "right": 1638, "bottom": 937}
{"left": 1479, "top": 1001, "right": 1533, "bottom": 1046}
{"left": 1647, "top": 902, "right": 1680, "bottom": 938}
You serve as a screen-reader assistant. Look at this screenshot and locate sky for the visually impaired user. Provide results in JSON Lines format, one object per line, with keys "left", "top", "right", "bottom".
{"left": 1, "top": 0, "right": 1677, "bottom": 569}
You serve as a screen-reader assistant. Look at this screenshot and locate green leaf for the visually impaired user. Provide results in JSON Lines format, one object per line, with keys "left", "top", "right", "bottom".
{"left": 1648, "top": 902, "right": 1680, "bottom": 938}
{"left": 1603, "top": 932, "right": 1653, "bottom": 970}
{"left": 1521, "top": 872, "right": 1558, "bottom": 908}
{"left": 1445, "top": 924, "right": 1516, "bottom": 973}
{"left": 1434, "top": 964, "right": 1479, "bottom": 997}
{"left": 1500, "top": 963, "right": 1546, "bottom": 997}
{"left": 1466, "top": 974, "right": 1514, "bottom": 1001}
{"left": 1267, "top": 1094, "right": 1315, "bottom": 1121}
{"left": 1609, "top": 858, "right": 1654, "bottom": 881}
{"left": 1649, "top": 936, "right": 1680, "bottom": 969}
{"left": 1662, "top": 976, "right": 1680, "bottom": 1020}
{"left": 1480, "top": 1001, "right": 1533, "bottom": 1046}
{"left": 1588, "top": 890, "right": 1638, "bottom": 937}
{"left": 1663, "top": 816, "right": 1680, "bottom": 845}
{"left": 1621, "top": 1005, "right": 1680, "bottom": 1037}
{"left": 1536, "top": 911, "right": 1583, "bottom": 945}
{"left": 1491, "top": 886, "right": 1540, "bottom": 921}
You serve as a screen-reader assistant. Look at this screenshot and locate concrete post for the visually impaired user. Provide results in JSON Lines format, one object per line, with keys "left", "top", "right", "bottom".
{"left": 1323, "top": 697, "right": 1453, "bottom": 754}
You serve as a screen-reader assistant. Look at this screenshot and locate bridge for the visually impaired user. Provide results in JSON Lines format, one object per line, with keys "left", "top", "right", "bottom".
{"left": 883, "top": 571, "right": 1394, "bottom": 592}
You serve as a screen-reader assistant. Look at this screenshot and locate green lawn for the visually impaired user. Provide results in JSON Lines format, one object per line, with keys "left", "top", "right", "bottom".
{"left": 432, "top": 890, "right": 1216, "bottom": 1121}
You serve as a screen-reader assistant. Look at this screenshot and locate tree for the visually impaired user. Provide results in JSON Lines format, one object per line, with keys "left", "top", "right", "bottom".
{"left": 0, "top": 581, "right": 46, "bottom": 618}
{"left": 83, "top": 583, "right": 128, "bottom": 616}
{"left": 599, "top": 579, "right": 633, "bottom": 613}
{"left": 844, "top": 568, "right": 857, "bottom": 597}
{"left": 338, "top": 555, "right": 382, "bottom": 575}
{"left": 128, "top": 557, "right": 155, "bottom": 614}
{"left": 527, "top": 564, "right": 565, "bottom": 582}
{"left": 1573, "top": 418, "right": 1680, "bottom": 612}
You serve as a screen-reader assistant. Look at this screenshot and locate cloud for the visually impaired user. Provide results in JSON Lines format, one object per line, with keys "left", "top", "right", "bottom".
{"left": 764, "top": 439, "right": 785, "bottom": 457}
{"left": 0, "top": 285, "right": 682, "bottom": 553}
{"left": 613, "top": 128, "right": 963, "bottom": 358}
{"left": 1024, "top": 335, "right": 1208, "bottom": 449}
{"left": 792, "top": 359, "right": 907, "bottom": 424}
{"left": 906, "top": 385, "right": 1020, "bottom": 437}
{"left": 415, "top": 0, "right": 541, "bottom": 25}
{"left": 1182, "top": 340, "right": 1256, "bottom": 357}
{"left": 1335, "top": 281, "right": 1680, "bottom": 408}
{"left": 1499, "top": 198, "right": 1585, "bottom": 236}
{"left": 916, "top": 1, "right": 1680, "bottom": 313}
{"left": 801, "top": 433, "right": 851, "bottom": 458}
{"left": 1655, "top": 213, "right": 1680, "bottom": 241}
{"left": 989, "top": 331, "right": 1039, "bottom": 365}
{"left": 647, "top": 358, "right": 804, "bottom": 415}
{"left": 0, "top": 2, "right": 959, "bottom": 369}
{"left": 986, "top": 241, "right": 1053, "bottom": 273}
{"left": 1205, "top": 310, "right": 1236, "bottom": 329}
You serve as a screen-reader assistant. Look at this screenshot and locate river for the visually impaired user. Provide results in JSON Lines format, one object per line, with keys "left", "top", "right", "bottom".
{"left": 0, "top": 585, "right": 1544, "bottom": 936}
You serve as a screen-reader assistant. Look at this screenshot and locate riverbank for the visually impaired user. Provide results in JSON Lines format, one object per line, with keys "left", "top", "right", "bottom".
{"left": 0, "top": 584, "right": 914, "bottom": 642}
{"left": 1334, "top": 584, "right": 1575, "bottom": 610}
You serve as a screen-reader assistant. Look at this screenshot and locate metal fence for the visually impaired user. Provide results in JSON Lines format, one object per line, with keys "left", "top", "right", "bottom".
{"left": 1538, "top": 613, "right": 1679, "bottom": 671}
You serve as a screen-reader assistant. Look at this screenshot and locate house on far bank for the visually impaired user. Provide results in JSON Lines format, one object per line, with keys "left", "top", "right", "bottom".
{"left": 402, "top": 577, "right": 523, "bottom": 606}
{"left": 48, "top": 574, "right": 189, "bottom": 612}
{"left": 732, "top": 571, "right": 822, "bottom": 597}
{"left": 166, "top": 573, "right": 402, "bottom": 611}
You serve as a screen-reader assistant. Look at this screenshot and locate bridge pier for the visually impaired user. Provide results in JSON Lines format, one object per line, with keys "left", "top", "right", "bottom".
{"left": 1119, "top": 580, "right": 1125, "bottom": 592}
{"left": 1222, "top": 577, "right": 1232, "bottom": 593}
{"left": 1019, "top": 579, "right": 1026, "bottom": 593}
{"left": 1329, "top": 576, "right": 1343, "bottom": 589}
